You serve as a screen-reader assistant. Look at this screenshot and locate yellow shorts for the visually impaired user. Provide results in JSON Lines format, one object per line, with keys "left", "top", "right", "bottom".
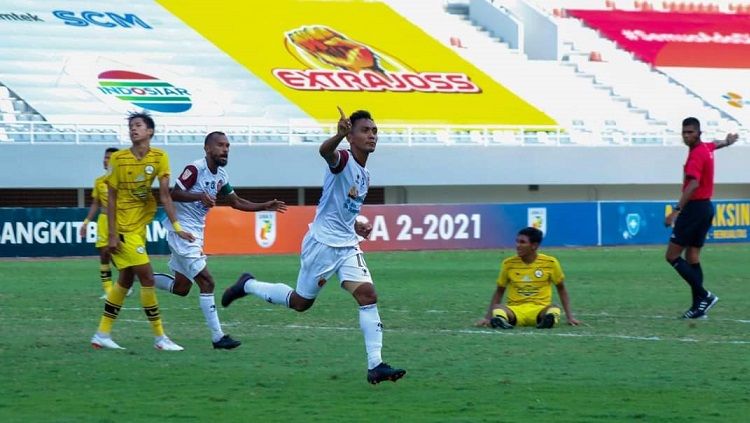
{"left": 508, "top": 303, "right": 548, "bottom": 327}
{"left": 111, "top": 228, "right": 150, "bottom": 270}
{"left": 95, "top": 214, "right": 109, "bottom": 248}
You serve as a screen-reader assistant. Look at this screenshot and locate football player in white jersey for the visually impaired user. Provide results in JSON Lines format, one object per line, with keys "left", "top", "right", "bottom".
{"left": 154, "top": 131, "right": 287, "bottom": 349}
{"left": 222, "top": 108, "right": 406, "bottom": 384}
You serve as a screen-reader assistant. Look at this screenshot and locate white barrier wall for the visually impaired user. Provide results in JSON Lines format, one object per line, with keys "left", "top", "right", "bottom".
{"left": 2, "top": 144, "right": 748, "bottom": 197}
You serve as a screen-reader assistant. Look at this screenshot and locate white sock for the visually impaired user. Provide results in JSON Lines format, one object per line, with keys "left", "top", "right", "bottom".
{"left": 244, "top": 279, "right": 292, "bottom": 307}
{"left": 199, "top": 293, "right": 224, "bottom": 343}
{"left": 359, "top": 304, "right": 383, "bottom": 370}
{"left": 154, "top": 273, "right": 175, "bottom": 293}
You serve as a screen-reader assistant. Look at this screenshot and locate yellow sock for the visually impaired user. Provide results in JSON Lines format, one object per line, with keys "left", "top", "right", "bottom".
{"left": 548, "top": 307, "right": 562, "bottom": 326}
{"left": 100, "top": 264, "right": 113, "bottom": 294}
{"left": 97, "top": 283, "right": 128, "bottom": 335}
{"left": 140, "top": 286, "right": 165, "bottom": 337}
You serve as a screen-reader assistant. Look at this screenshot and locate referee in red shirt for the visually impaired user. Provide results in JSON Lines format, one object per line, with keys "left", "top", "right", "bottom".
{"left": 665, "top": 117, "right": 738, "bottom": 319}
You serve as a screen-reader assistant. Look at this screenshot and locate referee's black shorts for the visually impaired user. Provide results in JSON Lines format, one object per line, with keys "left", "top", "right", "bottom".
{"left": 670, "top": 199, "right": 714, "bottom": 247}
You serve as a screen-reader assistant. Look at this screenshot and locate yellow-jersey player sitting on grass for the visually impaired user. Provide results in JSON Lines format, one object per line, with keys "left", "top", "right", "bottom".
{"left": 477, "top": 227, "right": 581, "bottom": 329}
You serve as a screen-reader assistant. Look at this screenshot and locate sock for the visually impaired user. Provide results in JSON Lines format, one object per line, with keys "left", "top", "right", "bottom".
{"left": 140, "top": 286, "right": 165, "bottom": 337}
{"left": 96, "top": 283, "right": 128, "bottom": 335}
{"left": 359, "top": 304, "right": 383, "bottom": 370}
{"left": 244, "top": 279, "right": 293, "bottom": 307}
{"left": 154, "top": 273, "right": 175, "bottom": 293}
{"left": 670, "top": 257, "right": 707, "bottom": 303}
{"left": 199, "top": 293, "right": 224, "bottom": 343}
{"left": 547, "top": 306, "right": 561, "bottom": 326}
{"left": 100, "top": 263, "right": 113, "bottom": 294}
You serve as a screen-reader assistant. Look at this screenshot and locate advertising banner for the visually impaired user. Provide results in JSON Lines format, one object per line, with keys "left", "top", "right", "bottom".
{"left": 600, "top": 200, "right": 750, "bottom": 245}
{"left": 203, "top": 202, "right": 598, "bottom": 255}
{"left": 567, "top": 10, "right": 750, "bottom": 68}
{"left": 0, "top": 208, "right": 169, "bottom": 257}
{"left": 157, "top": 0, "right": 556, "bottom": 125}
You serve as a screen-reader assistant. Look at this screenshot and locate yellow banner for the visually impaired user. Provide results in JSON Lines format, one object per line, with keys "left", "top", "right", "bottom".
{"left": 157, "top": 0, "right": 555, "bottom": 125}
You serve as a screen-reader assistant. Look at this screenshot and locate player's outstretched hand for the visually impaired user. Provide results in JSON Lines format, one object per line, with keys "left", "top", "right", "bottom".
{"left": 200, "top": 193, "right": 216, "bottom": 208}
{"left": 177, "top": 230, "right": 196, "bottom": 242}
{"left": 265, "top": 199, "right": 287, "bottom": 213}
{"left": 336, "top": 106, "right": 351, "bottom": 138}
{"left": 725, "top": 132, "right": 739, "bottom": 146}
{"left": 567, "top": 317, "right": 581, "bottom": 326}
{"left": 474, "top": 318, "right": 491, "bottom": 328}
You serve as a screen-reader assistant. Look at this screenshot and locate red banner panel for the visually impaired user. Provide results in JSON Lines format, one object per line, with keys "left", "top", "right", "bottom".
{"left": 567, "top": 10, "right": 750, "bottom": 68}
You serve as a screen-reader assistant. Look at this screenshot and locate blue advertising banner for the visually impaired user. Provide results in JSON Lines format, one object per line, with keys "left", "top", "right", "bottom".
{"left": 0, "top": 208, "right": 169, "bottom": 257}
{"left": 600, "top": 200, "right": 750, "bottom": 245}
{"left": 360, "top": 202, "right": 598, "bottom": 251}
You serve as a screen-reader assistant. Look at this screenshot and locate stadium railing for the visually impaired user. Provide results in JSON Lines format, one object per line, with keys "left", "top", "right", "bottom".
{"left": 0, "top": 120, "right": 746, "bottom": 146}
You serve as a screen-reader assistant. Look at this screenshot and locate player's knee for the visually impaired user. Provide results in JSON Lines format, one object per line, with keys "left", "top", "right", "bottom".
{"left": 172, "top": 284, "right": 190, "bottom": 297}
{"left": 289, "top": 293, "right": 314, "bottom": 312}
{"left": 353, "top": 286, "right": 377, "bottom": 306}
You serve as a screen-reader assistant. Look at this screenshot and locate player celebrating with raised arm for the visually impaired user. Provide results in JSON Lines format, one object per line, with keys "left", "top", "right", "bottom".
{"left": 477, "top": 227, "right": 580, "bottom": 330}
{"left": 152, "top": 131, "right": 287, "bottom": 349}
{"left": 222, "top": 107, "right": 406, "bottom": 384}
{"left": 664, "top": 117, "right": 738, "bottom": 319}
{"left": 90, "top": 111, "right": 195, "bottom": 351}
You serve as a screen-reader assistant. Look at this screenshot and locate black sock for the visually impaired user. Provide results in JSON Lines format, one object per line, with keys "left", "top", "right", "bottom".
{"left": 690, "top": 262, "right": 708, "bottom": 299}
{"left": 669, "top": 258, "right": 707, "bottom": 305}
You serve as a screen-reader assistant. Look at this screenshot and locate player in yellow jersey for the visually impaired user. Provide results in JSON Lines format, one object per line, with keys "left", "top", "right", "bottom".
{"left": 80, "top": 147, "right": 119, "bottom": 298}
{"left": 91, "top": 111, "right": 195, "bottom": 351}
{"left": 476, "top": 227, "right": 580, "bottom": 329}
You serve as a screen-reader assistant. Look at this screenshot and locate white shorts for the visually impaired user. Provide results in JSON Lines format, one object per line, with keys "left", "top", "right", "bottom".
{"left": 296, "top": 231, "right": 373, "bottom": 300}
{"left": 167, "top": 231, "right": 207, "bottom": 281}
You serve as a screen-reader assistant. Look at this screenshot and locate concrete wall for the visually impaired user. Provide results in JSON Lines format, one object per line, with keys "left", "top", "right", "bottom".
{"left": 1, "top": 143, "right": 747, "bottom": 200}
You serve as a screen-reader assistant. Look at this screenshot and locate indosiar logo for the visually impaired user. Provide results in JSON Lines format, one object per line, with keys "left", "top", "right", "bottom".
{"left": 52, "top": 10, "right": 152, "bottom": 29}
{"left": 273, "top": 25, "right": 480, "bottom": 93}
{"left": 97, "top": 70, "right": 192, "bottom": 113}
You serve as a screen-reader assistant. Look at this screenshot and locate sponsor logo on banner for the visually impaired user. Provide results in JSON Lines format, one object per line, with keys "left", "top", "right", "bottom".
{"left": 626, "top": 213, "right": 641, "bottom": 237}
{"left": 52, "top": 10, "right": 152, "bottom": 29}
{"left": 0, "top": 12, "right": 44, "bottom": 23}
{"left": 255, "top": 212, "right": 277, "bottom": 248}
{"left": 527, "top": 208, "right": 547, "bottom": 235}
{"left": 274, "top": 25, "right": 480, "bottom": 93}
{"left": 97, "top": 70, "right": 192, "bottom": 113}
{"left": 723, "top": 91, "right": 745, "bottom": 108}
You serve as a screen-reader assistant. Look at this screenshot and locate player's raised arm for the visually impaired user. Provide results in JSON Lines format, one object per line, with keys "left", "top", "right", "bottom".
{"left": 715, "top": 132, "right": 738, "bottom": 149}
{"left": 319, "top": 106, "right": 351, "bottom": 167}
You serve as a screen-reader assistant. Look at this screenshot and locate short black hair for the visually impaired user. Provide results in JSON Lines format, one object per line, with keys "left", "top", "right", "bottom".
{"left": 349, "top": 110, "right": 373, "bottom": 127}
{"left": 105, "top": 147, "right": 119, "bottom": 154}
{"left": 127, "top": 111, "right": 155, "bottom": 131}
{"left": 204, "top": 131, "right": 226, "bottom": 145}
{"left": 518, "top": 227, "right": 543, "bottom": 244}
{"left": 682, "top": 117, "right": 701, "bottom": 130}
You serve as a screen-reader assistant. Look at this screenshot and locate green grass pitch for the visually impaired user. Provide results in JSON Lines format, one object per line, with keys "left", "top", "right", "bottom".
{"left": 1, "top": 245, "right": 748, "bottom": 422}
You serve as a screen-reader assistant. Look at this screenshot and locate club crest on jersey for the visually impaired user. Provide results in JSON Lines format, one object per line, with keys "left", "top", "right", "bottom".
{"left": 255, "top": 211, "right": 277, "bottom": 248}
{"left": 534, "top": 269, "right": 544, "bottom": 278}
{"left": 144, "top": 165, "right": 154, "bottom": 175}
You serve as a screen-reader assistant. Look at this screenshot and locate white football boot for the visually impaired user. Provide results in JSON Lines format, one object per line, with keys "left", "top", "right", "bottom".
{"left": 154, "top": 336, "right": 184, "bottom": 351}
{"left": 91, "top": 333, "right": 125, "bottom": 350}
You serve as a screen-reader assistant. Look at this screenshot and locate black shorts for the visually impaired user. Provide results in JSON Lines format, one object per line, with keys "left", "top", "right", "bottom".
{"left": 670, "top": 200, "right": 714, "bottom": 247}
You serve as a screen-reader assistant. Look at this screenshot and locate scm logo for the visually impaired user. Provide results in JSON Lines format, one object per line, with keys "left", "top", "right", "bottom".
{"left": 52, "top": 10, "right": 152, "bottom": 29}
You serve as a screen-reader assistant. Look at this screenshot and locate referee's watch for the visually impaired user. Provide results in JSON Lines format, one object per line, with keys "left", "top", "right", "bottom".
{"left": 673, "top": 205, "right": 682, "bottom": 212}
